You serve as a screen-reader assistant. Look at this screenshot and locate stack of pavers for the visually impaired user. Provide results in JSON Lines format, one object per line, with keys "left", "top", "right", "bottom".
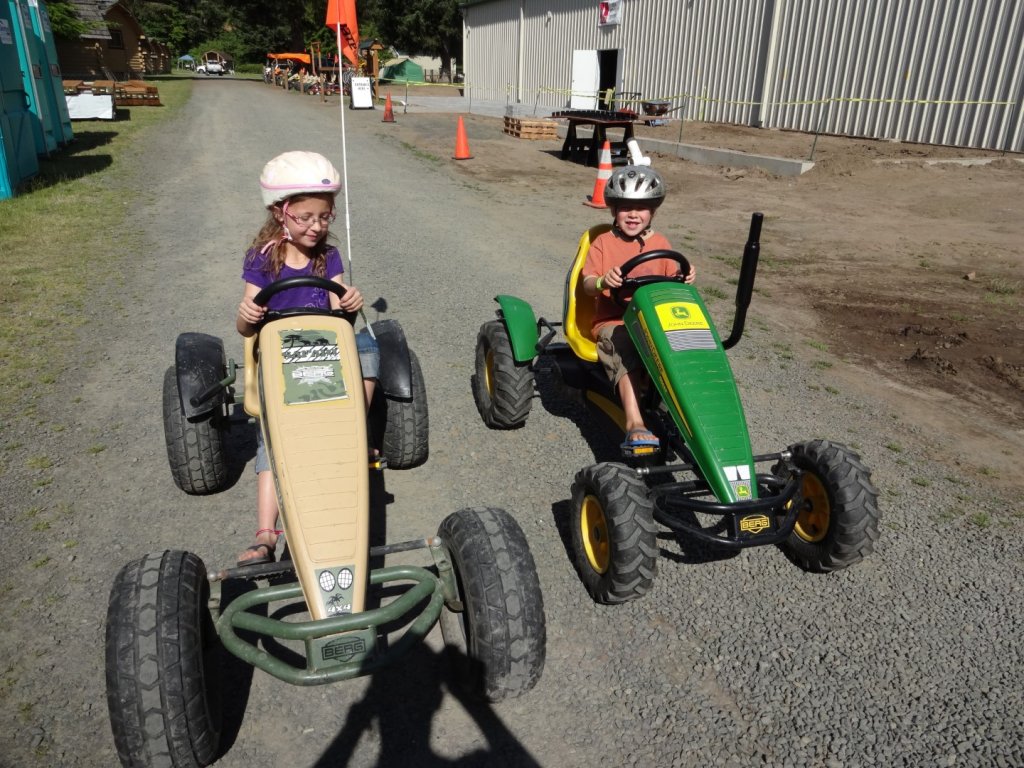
{"left": 503, "top": 116, "right": 558, "bottom": 140}
{"left": 114, "top": 81, "right": 163, "bottom": 107}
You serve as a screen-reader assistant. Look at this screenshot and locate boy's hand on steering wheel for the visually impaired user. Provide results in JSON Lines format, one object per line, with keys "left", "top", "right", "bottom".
{"left": 602, "top": 267, "right": 623, "bottom": 290}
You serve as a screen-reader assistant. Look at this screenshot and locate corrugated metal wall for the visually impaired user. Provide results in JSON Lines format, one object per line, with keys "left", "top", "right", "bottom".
{"left": 764, "top": 0, "right": 1024, "bottom": 151}
{"left": 462, "top": 0, "right": 1024, "bottom": 151}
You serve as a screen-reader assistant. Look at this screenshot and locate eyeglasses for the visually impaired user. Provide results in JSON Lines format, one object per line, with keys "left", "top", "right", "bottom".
{"left": 285, "top": 211, "right": 336, "bottom": 228}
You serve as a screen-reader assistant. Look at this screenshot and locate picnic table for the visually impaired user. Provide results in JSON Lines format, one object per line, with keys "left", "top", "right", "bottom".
{"left": 550, "top": 109, "right": 637, "bottom": 167}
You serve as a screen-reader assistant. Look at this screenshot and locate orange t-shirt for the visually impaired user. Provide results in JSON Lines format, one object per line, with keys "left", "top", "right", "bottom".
{"left": 582, "top": 229, "right": 677, "bottom": 338}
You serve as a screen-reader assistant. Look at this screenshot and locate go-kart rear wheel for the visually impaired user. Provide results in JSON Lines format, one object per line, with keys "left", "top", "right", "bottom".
{"left": 438, "top": 507, "right": 546, "bottom": 702}
{"left": 779, "top": 440, "right": 881, "bottom": 572}
{"left": 570, "top": 463, "right": 658, "bottom": 604}
{"left": 472, "top": 320, "right": 534, "bottom": 429}
{"left": 162, "top": 367, "right": 228, "bottom": 494}
{"left": 105, "top": 550, "right": 222, "bottom": 768}
{"left": 381, "top": 348, "right": 429, "bottom": 469}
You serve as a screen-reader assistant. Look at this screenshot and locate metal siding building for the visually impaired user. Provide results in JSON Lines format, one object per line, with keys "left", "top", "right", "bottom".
{"left": 462, "top": 0, "right": 1024, "bottom": 152}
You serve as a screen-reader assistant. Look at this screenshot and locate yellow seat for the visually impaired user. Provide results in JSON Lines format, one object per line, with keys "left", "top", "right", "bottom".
{"left": 562, "top": 224, "right": 611, "bottom": 363}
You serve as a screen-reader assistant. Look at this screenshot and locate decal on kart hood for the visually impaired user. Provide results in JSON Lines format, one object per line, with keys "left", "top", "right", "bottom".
{"left": 655, "top": 302, "right": 710, "bottom": 331}
{"left": 655, "top": 302, "right": 716, "bottom": 351}
{"left": 280, "top": 329, "right": 349, "bottom": 404}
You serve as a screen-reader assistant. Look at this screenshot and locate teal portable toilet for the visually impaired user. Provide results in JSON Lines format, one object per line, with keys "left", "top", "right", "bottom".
{"left": 6, "top": 0, "right": 57, "bottom": 154}
{"left": 0, "top": 1, "right": 40, "bottom": 199}
{"left": 25, "top": 0, "right": 73, "bottom": 145}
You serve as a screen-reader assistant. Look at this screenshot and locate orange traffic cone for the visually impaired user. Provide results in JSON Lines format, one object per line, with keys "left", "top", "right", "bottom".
{"left": 382, "top": 91, "right": 396, "bottom": 123}
{"left": 453, "top": 115, "right": 473, "bottom": 160}
{"left": 584, "top": 140, "right": 613, "bottom": 208}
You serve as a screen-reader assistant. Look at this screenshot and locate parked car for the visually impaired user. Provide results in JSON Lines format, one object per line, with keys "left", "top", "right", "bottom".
{"left": 200, "top": 51, "right": 227, "bottom": 76}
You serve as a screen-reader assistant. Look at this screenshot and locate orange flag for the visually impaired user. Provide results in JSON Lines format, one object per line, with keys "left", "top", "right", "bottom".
{"left": 325, "top": 0, "right": 359, "bottom": 67}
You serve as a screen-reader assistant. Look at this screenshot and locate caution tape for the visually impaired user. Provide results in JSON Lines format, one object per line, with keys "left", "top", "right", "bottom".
{"left": 370, "top": 78, "right": 1015, "bottom": 110}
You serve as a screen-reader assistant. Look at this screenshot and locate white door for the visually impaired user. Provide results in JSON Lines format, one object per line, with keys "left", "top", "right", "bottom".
{"left": 570, "top": 49, "right": 599, "bottom": 109}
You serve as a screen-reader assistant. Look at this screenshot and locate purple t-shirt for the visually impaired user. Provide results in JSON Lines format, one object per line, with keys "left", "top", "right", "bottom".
{"left": 242, "top": 246, "right": 344, "bottom": 311}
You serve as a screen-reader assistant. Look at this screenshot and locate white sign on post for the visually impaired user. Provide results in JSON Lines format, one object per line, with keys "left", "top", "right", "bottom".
{"left": 350, "top": 77, "right": 373, "bottom": 109}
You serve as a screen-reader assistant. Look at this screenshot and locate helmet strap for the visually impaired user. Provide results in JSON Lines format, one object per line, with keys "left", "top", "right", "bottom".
{"left": 612, "top": 223, "right": 649, "bottom": 247}
{"left": 279, "top": 201, "right": 294, "bottom": 242}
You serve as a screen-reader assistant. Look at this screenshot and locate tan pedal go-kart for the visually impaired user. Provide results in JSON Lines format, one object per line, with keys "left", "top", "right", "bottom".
{"left": 104, "top": 277, "right": 547, "bottom": 768}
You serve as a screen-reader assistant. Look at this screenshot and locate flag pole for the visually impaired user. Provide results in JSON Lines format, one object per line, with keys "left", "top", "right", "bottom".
{"left": 334, "top": 23, "right": 353, "bottom": 280}
{"left": 333, "top": 23, "right": 373, "bottom": 337}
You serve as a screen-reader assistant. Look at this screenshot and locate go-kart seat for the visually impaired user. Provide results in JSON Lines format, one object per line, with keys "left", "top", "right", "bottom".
{"left": 562, "top": 224, "right": 612, "bottom": 363}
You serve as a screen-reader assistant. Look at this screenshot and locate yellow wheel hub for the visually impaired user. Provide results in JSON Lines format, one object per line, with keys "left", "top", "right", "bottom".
{"left": 580, "top": 495, "right": 610, "bottom": 573}
{"left": 794, "top": 472, "right": 830, "bottom": 542}
{"left": 484, "top": 348, "right": 495, "bottom": 397}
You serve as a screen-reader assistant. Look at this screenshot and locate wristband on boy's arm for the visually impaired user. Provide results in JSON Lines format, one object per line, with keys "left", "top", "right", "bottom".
{"left": 595, "top": 276, "right": 604, "bottom": 292}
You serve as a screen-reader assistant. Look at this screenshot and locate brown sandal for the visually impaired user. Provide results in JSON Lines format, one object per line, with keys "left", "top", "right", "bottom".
{"left": 236, "top": 528, "right": 280, "bottom": 567}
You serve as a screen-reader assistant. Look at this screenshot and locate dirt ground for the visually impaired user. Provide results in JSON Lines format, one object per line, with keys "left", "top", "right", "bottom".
{"left": 376, "top": 108, "right": 1023, "bottom": 485}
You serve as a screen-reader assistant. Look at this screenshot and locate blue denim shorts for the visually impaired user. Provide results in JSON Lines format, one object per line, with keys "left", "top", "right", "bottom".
{"left": 255, "top": 327, "right": 380, "bottom": 474}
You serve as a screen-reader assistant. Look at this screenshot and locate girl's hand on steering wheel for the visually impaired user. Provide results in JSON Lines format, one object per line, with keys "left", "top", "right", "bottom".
{"left": 239, "top": 296, "right": 265, "bottom": 325}
{"left": 683, "top": 264, "right": 697, "bottom": 284}
{"left": 337, "top": 285, "right": 363, "bottom": 313}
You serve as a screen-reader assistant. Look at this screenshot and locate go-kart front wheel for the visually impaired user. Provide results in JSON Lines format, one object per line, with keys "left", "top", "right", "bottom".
{"left": 162, "top": 367, "right": 228, "bottom": 494}
{"left": 438, "top": 508, "right": 546, "bottom": 701}
{"left": 380, "top": 348, "right": 429, "bottom": 469}
{"left": 472, "top": 321, "right": 534, "bottom": 429}
{"left": 105, "top": 550, "right": 222, "bottom": 768}
{"left": 570, "top": 463, "right": 658, "bottom": 604}
{"left": 779, "top": 440, "right": 881, "bottom": 572}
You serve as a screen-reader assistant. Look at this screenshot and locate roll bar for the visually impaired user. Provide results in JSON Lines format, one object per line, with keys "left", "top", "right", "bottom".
{"left": 722, "top": 212, "right": 763, "bottom": 350}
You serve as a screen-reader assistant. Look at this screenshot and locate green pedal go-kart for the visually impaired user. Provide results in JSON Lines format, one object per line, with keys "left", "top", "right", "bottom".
{"left": 473, "top": 214, "right": 880, "bottom": 604}
{"left": 105, "top": 277, "right": 546, "bottom": 768}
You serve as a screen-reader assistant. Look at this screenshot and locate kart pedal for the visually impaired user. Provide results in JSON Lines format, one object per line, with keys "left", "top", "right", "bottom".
{"left": 621, "top": 443, "right": 659, "bottom": 459}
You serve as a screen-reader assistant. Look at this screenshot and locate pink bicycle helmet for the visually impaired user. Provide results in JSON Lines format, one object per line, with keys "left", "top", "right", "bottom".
{"left": 259, "top": 151, "right": 341, "bottom": 208}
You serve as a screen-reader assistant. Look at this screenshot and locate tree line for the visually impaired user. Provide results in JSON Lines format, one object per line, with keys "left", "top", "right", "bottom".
{"left": 47, "top": 0, "right": 462, "bottom": 68}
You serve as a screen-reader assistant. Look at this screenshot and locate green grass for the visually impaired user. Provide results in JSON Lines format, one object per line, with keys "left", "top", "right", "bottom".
{"left": 0, "top": 79, "right": 191, "bottom": 426}
{"left": 700, "top": 285, "right": 727, "bottom": 302}
{"left": 984, "top": 276, "right": 1020, "bottom": 296}
{"left": 969, "top": 512, "right": 992, "bottom": 528}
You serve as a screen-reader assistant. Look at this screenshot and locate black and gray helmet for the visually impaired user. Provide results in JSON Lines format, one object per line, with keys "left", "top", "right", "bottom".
{"left": 604, "top": 165, "right": 666, "bottom": 205}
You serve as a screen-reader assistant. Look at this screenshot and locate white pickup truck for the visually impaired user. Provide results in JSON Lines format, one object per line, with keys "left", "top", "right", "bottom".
{"left": 199, "top": 53, "right": 226, "bottom": 76}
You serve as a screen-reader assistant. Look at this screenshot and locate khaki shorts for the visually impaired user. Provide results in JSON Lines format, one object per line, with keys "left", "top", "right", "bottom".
{"left": 596, "top": 324, "right": 641, "bottom": 386}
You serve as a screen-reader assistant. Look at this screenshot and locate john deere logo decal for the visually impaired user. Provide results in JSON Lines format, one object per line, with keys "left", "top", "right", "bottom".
{"left": 656, "top": 302, "right": 710, "bottom": 332}
{"left": 740, "top": 514, "right": 770, "bottom": 534}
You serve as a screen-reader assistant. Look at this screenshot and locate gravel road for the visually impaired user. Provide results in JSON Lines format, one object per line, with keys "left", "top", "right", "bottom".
{"left": 2, "top": 79, "right": 1022, "bottom": 768}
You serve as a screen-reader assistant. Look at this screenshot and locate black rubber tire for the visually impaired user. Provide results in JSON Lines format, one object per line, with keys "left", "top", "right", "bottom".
{"left": 381, "top": 349, "right": 429, "bottom": 469}
{"left": 437, "top": 507, "right": 546, "bottom": 702}
{"left": 570, "top": 463, "right": 659, "bottom": 604}
{"left": 105, "top": 551, "right": 222, "bottom": 768}
{"left": 778, "top": 440, "right": 881, "bottom": 573}
{"left": 162, "top": 367, "right": 228, "bottom": 494}
{"left": 472, "top": 320, "right": 534, "bottom": 429}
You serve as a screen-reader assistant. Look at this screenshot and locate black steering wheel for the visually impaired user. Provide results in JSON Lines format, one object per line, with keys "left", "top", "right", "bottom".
{"left": 253, "top": 276, "right": 356, "bottom": 328}
{"left": 611, "top": 249, "right": 693, "bottom": 307}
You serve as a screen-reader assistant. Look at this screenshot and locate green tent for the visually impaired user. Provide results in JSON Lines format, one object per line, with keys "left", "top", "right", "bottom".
{"left": 380, "top": 59, "right": 424, "bottom": 83}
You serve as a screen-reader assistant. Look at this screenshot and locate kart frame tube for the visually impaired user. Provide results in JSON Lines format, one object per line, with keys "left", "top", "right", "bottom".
{"left": 217, "top": 561, "right": 456, "bottom": 686}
